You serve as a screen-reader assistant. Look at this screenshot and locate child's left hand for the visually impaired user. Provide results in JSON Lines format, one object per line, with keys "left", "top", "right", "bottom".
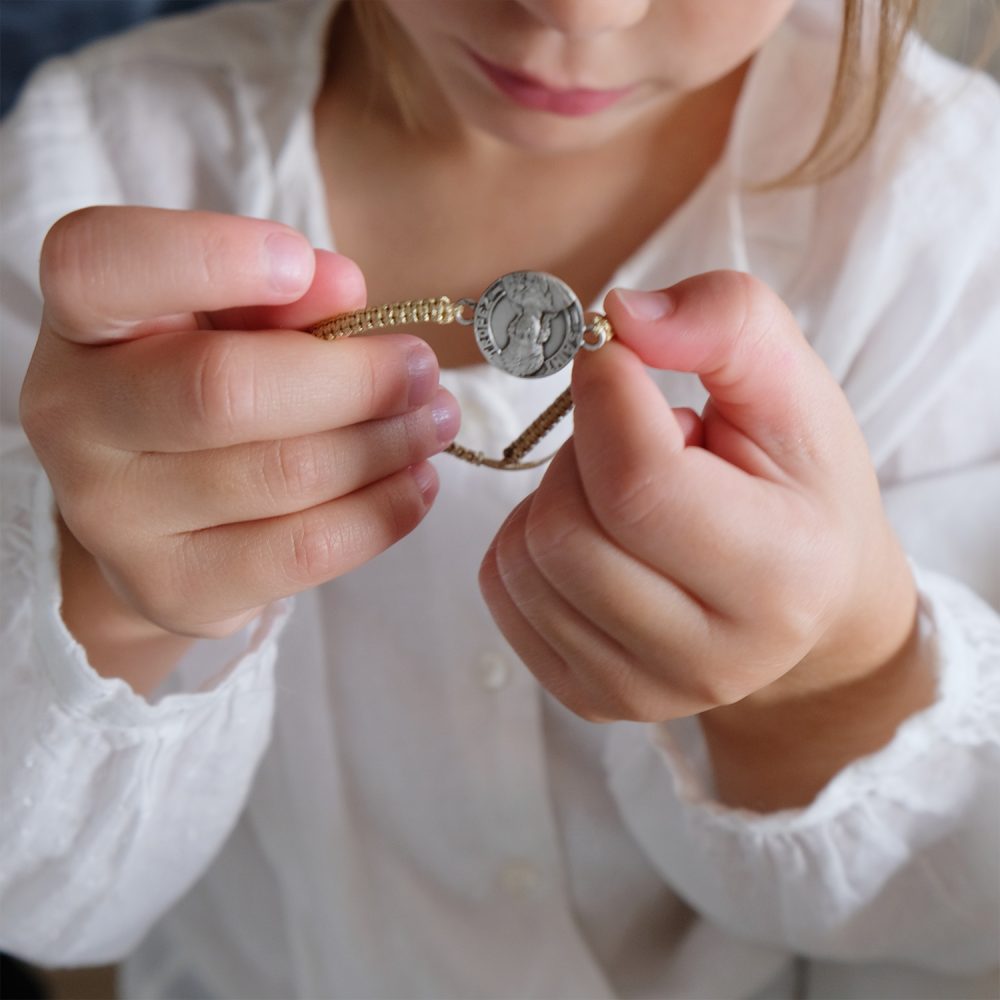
{"left": 479, "top": 271, "right": 920, "bottom": 731}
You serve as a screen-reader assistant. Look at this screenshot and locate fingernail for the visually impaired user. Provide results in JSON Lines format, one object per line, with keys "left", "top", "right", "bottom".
{"left": 407, "top": 344, "right": 438, "bottom": 407}
{"left": 265, "top": 231, "right": 313, "bottom": 294}
{"left": 430, "top": 388, "right": 461, "bottom": 444}
{"left": 613, "top": 288, "right": 674, "bottom": 322}
{"left": 411, "top": 461, "right": 439, "bottom": 506}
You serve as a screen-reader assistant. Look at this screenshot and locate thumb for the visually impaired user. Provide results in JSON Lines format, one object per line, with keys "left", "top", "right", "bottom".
{"left": 603, "top": 270, "right": 847, "bottom": 477}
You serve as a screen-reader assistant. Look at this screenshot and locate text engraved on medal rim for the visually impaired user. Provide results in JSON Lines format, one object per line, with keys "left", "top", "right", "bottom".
{"left": 473, "top": 271, "right": 584, "bottom": 379}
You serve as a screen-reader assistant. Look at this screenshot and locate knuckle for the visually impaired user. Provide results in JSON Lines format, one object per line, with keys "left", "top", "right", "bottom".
{"left": 692, "top": 270, "right": 779, "bottom": 385}
{"left": 40, "top": 208, "right": 95, "bottom": 285}
{"left": 189, "top": 335, "right": 254, "bottom": 438}
{"left": 548, "top": 650, "right": 664, "bottom": 724}
{"left": 365, "top": 474, "right": 431, "bottom": 558}
{"left": 519, "top": 523, "right": 551, "bottom": 574}
{"left": 591, "top": 659, "right": 665, "bottom": 723}
{"left": 686, "top": 667, "right": 749, "bottom": 709}
{"left": 522, "top": 493, "right": 580, "bottom": 567}
{"left": 20, "top": 334, "right": 103, "bottom": 460}
{"left": 126, "top": 568, "right": 180, "bottom": 628}
{"left": 753, "top": 514, "right": 838, "bottom": 647}
{"left": 613, "top": 684, "right": 664, "bottom": 723}
{"left": 726, "top": 270, "right": 780, "bottom": 356}
{"left": 287, "top": 510, "right": 341, "bottom": 585}
{"left": 371, "top": 411, "right": 429, "bottom": 475}
{"left": 711, "top": 268, "right": 768, "bottom": 311}
{"left": 194, "top": 228, "right": 232, "bottom": 289}
{"left": 61, "top": 481, "right": 112, "bottom": 549}
{"left": 381, "top": 473, "right": 428, "bottom": 541}
{"left": 153, "top": 535, "right": 250, "bottom": 636}
{"left": 265, "top": 436, "right": 329, "bottom": 505}
{"left": 571, "top": 704, "right": 610, "bottom": 724}
{"left": 78, "top": 492, "right": 155, "bottom": 577}
{"left": 49, "top": 450, "right": 126, "bottom": 549}
{"left": 544, "top": 675, "right": 606, "bottom": 723}
{"left": 602, "top": 470, "right": 664, "bottom": 535}
{"left": 18, "top": 371, "right": 60, "bottom": 452}
{"left": 402, "top": 408, "right": 437, "bottom": 463}
{"left": 39, "top": 207, "right": 109, "bottom": 331}
{"left": 177, "top": 612, "right": 258, "bottom": 641}
{"left": 344, "top": 344, "right": 380, "bottom": 417}
{"left": 283, "top": 474, "right": 428, "bottom": 587}
{"left": 349, "top": 338, "right": 421, "bottom": 419}
{"left": 657, "top": 635, "right": 750, "bottom": 708}
{"left": 111, "top": 533, "right": 256, "bottom": 639}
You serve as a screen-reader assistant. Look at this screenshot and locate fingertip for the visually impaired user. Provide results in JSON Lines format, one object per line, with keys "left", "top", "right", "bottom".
{"left": 478, "top": 541, "right": 500, "bottom": 599}
{"left": 313, "top": 249, "right": 367, "bottom": 310}
{"left": 265, "top": 230, "right": 316, "bottom": 297}
{"left": 606, "top": 287, "right": 675, "bottom": 324}
{"left": 410, "top": 460, "right": 439, "bottom": 508}
{"left": 478, "top": 496, "right": 530, "bottom": 598}
{"left": 673, "top": 407, "right": 704, "bottom": 448}
{"left": 429, "top": 386, "right": 462, "bottom": 446}
{"left": 604, "top": 272, "right": 765, "bottom": 376}
{"left": 218, "top": 249, "right": 368, "bottom": 331}
{"left": 598, "top": 289, "right": 666, "bottom": 374}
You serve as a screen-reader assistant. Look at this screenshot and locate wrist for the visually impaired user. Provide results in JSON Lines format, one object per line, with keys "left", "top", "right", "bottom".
{"left": 699, "top": 614, "right": 934, "bottom": 810}
{"left": 746, "top": 528, "right": 919, "bottom": 709}
{"left": 57, "top": 516, "right": 196, "bottom": 696}
{"left": 698, "top": 541, "right": 935, "bottom": 811}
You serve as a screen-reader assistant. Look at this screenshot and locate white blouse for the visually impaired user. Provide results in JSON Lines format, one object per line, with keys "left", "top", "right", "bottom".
{"left": 1, "top": 2, "right": 998, "bottom": 998}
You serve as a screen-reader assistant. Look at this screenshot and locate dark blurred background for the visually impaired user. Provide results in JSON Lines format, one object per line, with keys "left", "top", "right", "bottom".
{"left": 1, "top": 0, "right": 224, "bottom": 116}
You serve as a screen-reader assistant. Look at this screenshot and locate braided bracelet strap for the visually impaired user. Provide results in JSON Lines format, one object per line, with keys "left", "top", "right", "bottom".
{"left": 310, "top": 297, "right": 463, "bottom": 340}
{"left": 308, "top": 282, "right": 613, "bottom": 471}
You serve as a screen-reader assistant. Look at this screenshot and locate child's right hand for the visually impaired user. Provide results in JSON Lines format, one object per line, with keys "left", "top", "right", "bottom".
{"left": 20, "top": 207, "right": 459, "bottom": 645}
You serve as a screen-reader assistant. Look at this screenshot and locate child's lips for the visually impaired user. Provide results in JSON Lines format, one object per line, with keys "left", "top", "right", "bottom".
{"left": 469, "top": 50, "right": 637, "bottom": 117}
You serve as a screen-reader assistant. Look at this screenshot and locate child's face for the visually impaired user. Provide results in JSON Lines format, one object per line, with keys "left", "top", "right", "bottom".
{"left": 381, "top": 0, "right": 798, "bottom": 152}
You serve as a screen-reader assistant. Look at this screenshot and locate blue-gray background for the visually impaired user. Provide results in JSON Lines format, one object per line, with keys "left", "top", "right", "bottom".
{"left": 1, "top": 0, "right": 224, "bottom": 115}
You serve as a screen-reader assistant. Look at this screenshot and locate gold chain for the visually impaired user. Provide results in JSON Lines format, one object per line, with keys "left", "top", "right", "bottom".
{"left": 309, "top": 298, "right": 612, "bottom": 471}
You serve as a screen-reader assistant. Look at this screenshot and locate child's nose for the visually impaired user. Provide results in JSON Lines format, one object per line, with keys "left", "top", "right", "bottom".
{"left": 518, "top": 0, "right": 651, "bottom": 37}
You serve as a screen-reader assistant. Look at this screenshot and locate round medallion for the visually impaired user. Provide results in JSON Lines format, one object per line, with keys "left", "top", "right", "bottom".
{"left": 473, "top": 271, "right": 585, "bottom": 378}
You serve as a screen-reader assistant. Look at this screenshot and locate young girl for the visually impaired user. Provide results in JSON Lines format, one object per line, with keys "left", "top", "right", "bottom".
{"left": 1, "top": 1, "right": 998, "bottom": 997}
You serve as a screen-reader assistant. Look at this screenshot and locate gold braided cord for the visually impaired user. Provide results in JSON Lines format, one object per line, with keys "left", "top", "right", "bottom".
{"left": 310, "top": 296, "right": 461, "bottom": 340}
{"left": 502, "top": 387, "right": 574, "bottom": 463}
{"left": 308, "top": 299, "right": 612, "bottom": 471}
{"left": 442, "top": 388, "right": 573, "bottom": 470}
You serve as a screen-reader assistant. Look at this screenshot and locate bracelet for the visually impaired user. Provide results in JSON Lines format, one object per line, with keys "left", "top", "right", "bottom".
{"left": 309, "top": 271, "right": 613, "bottom": 471}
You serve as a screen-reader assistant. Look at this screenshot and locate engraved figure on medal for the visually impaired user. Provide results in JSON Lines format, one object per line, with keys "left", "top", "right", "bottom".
{"left": 473, "top": 271, "right": 585, "bottom": 378}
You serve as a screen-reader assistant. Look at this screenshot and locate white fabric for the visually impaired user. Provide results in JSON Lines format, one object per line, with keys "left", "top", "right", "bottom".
{"left": 1, "top": 1, "right": 999, "bottom": 997}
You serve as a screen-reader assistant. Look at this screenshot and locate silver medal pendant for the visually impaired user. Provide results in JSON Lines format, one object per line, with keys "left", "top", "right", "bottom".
{"left": 470, "top": 271, "right": 585, "bottom": 378}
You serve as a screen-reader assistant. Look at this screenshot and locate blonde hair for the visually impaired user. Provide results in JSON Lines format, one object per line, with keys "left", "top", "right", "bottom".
{"left": 351, "top": 1, "right": 989, "bottom": 186}
{"left": 779, "top": 0, "right": 920, "bottom": 185}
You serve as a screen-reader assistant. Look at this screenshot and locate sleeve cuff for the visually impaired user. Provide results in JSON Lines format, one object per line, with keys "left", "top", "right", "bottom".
{"left": 602, "top": 565, "right": 999, "bottom": 966}
{"left": 19, "top": 438, "right": 291, "bottom": 730}
{"left": 606, "top": 561, "right": 995, "bottom": 834}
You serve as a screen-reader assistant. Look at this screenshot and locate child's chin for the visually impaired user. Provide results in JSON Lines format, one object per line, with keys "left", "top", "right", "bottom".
{"left": 477, "top": 108, "right": 636, "bottom": 156}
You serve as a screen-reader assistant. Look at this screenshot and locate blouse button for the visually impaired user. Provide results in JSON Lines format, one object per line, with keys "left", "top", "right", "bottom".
{"left": 479, "top": 651, "right": 511, "bottom": 691}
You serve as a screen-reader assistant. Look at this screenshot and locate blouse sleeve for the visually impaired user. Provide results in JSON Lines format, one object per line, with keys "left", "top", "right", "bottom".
{"left": 603, "top": 62, "right": 1000, "bottom": 975}
{"left": 0, "top": 57, "right": 284, "bottom": 967}
{"left": 604, "top": 562, "right": 999, "bottom": 974}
